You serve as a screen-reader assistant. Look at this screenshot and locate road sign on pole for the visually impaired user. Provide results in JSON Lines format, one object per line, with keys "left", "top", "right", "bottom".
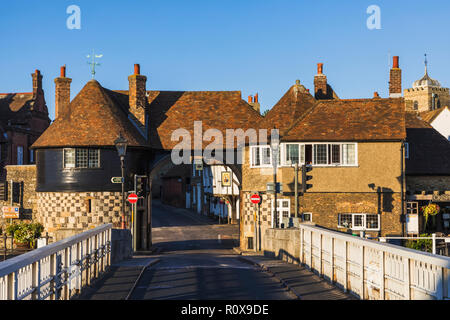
{"left": 111, "top": 177, "right": 124, "bottom": 184}
{"left": 250, "top": 194, "right": 261, "bottom": 204}
{"left": 127, "top": 193, "right": 138, "bottom": 204}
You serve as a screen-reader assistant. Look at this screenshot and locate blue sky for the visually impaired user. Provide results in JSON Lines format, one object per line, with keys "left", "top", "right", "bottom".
{"left": 0, "top": 0, "right": 449, "bottom": 120}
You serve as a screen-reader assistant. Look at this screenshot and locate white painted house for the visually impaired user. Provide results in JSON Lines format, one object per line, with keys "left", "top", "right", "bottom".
{"left": 420, "top": 106, "right": 450, "bottom": 140}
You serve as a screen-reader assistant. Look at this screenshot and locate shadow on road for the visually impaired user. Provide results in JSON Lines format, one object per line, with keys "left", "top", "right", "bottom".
{"left": 155, "top": 239, "right": 238, "bottom": 253}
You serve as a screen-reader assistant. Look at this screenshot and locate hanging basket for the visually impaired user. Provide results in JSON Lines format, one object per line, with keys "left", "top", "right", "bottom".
{"left": 421, "top": 203, "right": 440, "bottom": 230}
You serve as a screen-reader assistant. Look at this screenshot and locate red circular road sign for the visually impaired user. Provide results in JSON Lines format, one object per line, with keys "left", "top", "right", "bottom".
{"left": 250, "top": 194, "right": 261, "bottom": 204}
{"left": 128, "top": 193, "right": 138, "bottom": 204}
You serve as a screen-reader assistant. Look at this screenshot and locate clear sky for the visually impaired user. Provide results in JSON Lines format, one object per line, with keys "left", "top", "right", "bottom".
{"left": 0, "top": 0, "right": 449, "bottom": 120}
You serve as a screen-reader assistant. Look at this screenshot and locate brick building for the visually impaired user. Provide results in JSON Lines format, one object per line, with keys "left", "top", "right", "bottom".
{"left": 0, "top": 70, "right": 51, "bottom": 179}
{"left": 30, "top": 64, "right": 261, "bottom": 240}
{"left": 241, "top": 85, "right": 407, "bottom": 249}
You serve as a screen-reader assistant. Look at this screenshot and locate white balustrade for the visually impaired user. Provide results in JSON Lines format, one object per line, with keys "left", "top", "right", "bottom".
{"left": 298, "top": 224, "right": 450, "bottom": 300}
{"left": 0, "top": 224, "right": 112, "bottom": 300}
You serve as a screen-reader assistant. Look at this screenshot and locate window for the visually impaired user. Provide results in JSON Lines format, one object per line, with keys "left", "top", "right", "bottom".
{"left": 302, "top": 212, "right": 312, "bottom": 222}
{"left": 338, "top": 213, "right": 380, "bottom": 231}
{"left": 314, "top": 144, "right": 327, "bottom": 165}
{"left": 272, "top": 198, "right": 290, "bottom": 228}
{"left": 285, "top": 144, "right": 299, "bottom": 164}
{"left": 63, "top": 148, "right": 100, "bottom": 168}
{"left": 250, "top": 146, "right": 272, "bottom": 167}
{"left": 342, "top": 144, "right": 356, "bottom": 165}
{"left": 406, "top": 202, "right": 418, "bottom": 214}
{"left": 17, "top": 146, "right": 23, "bottom": 165}
{"left": 279, "top": 143, "right": 357, "bottom": 167}
{"left": 405, "top": 142, "right": 409, "bottom": 159}
{"left": 338, "top": 214, "right": 353, "bottom": 228}
{"left": 29, "top": 149, "right": 34, "bottom": 163}
{"left": 330, "top": 144, "right": 341, "bottom": 164}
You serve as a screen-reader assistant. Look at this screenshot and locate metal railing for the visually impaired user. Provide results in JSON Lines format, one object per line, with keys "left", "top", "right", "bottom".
{"left": 299, "top": 224, "right": 450, "bottom": 300}
{"left": 0, "top": 224, "right": 112, "bottom": 300}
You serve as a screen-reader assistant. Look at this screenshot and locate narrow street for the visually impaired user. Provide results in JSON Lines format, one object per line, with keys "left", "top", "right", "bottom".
{"left": 127, "top": 201, "right": 296, "bottom": 300}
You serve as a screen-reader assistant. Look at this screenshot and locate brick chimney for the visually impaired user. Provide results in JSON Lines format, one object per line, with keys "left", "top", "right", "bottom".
{"left": 32, "top": 69, "right": 43, "bottom": 99}
{"left": 314, "top": 63, "right": 328, "bottom": 99}
{"left": 389, "top": 56, "right": 402, "bottom": 98}
{"left": 54, "top": 65, "right": 72, "bottom": 119}
{"left": 128, "top": 64, "right": 147, "bottom": 127}
{"left": 248, "top": 93, "right": 260, "bottom": 113}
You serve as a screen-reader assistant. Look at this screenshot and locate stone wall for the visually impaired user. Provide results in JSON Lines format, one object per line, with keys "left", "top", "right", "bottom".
{"left": 407, "top": 175, "right": 450, "bottom": 192}
{"left": 263, "top": 228, "right": 301, "bottom": 264}
{"left": 0, "top": 165, "right": 37, "bottom": 229}
{"left": 241, "top": 190, "right": 403, "bottom": 250}
{"left": 37, "top": 191, "right": 131, "bottom": 241}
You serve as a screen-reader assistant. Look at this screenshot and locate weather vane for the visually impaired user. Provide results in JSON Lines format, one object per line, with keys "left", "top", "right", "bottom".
{"left": 86, "top": 49, "right": 103, "bottom": 79}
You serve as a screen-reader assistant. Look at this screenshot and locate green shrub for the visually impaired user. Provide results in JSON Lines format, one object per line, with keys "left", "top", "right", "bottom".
{"left": 405, "top": 233, "right": 433, "bottom": 253}
{"left": 5, "top": 221, "right": 44, "bottom": 248}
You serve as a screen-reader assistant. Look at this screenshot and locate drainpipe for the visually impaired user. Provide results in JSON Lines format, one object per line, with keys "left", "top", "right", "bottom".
{"left": 401, "top": 141, "right": 406, "bottom": 237}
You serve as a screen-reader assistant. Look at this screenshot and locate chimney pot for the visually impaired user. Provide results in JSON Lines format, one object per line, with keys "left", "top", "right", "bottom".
{"left": 60, "top": 65, "right": 66, "bottom": 78}
{"left": 393, "top": 56, "right": 399, "bottom": 68}
{"left": 254, "top": 93, "right": 258, "bottom": 103}
{"left": 374, "top": 92, "right": 380, "bottom": 98}
{"left": 317, "top": 63, "right": 324, "bottom": 74}
{"left": 134, "top": 64, "right": 140, "bottom": 75}
{"left": 248, "top": 95, "right": 253, "bottom": 103}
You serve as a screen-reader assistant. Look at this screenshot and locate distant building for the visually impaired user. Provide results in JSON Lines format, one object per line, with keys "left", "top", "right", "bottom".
{"left": 404, "top": 57, "right": 450, "bottom": 112}
{"left": 0, "top": 70, "right": 51, "bottom": 179}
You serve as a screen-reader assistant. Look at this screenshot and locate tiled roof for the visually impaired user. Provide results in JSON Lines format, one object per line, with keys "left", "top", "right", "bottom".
{"left": 144, "top": 90, "right": 262, "bottom": 150}
{"left": 0, "top": 93, "right": 34, "bottom": 125}
{"left": 282, "top": 98, "right": 407, "bottom": 141}
{"left": 405, "top": 112, "right": 450, "bottom": 175}
{"left": 419, "top": 106, "right": 448, "bottom": 124}
{"left": 31, "top": 80, "right": 148, "bottom": 149}
{"left": 260, "top": 82, "right": 317, "bottom": 133}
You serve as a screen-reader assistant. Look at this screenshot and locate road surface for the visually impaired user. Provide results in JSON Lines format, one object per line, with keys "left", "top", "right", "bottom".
{"left": 128, "top": 201, "right": 296, "bottom": 300}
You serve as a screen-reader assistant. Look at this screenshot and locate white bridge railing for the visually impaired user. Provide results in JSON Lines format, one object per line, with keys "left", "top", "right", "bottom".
{"left": 0, "top": 224, "right": 112, "bottom": 300}
{"left": 299, "top": 224, "right": 450, "bottom": 300}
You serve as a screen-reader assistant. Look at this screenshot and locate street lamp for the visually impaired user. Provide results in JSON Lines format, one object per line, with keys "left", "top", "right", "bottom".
{"left": 270, "top": 128, "right": 280, "bottom": 228}
{"left": 114, "top": 133, "right": 128, "bottom": 229}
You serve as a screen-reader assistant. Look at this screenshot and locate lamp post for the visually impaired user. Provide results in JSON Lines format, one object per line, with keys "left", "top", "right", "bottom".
{"left": 114, "top": 133, "right": 128, "bottom": 229}
{"left": 270, "top": 129, "right": 280, "bottom": 228}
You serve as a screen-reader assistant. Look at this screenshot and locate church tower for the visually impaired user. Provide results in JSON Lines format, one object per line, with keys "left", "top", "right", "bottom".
{"left": 404, "top": 55, "right": 450, "bottom": 112}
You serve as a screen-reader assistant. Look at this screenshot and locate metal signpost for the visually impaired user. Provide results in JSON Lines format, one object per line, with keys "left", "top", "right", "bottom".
{"left": 251, "top": 194, "right": 261, "bottom": 251}
{"left": 127, "top": 193, "right": 138, "bottom": 251}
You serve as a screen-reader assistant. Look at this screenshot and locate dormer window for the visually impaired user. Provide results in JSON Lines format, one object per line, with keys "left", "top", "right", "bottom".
{"left": 63, "top": 148, "right": 100, "bottom": 168}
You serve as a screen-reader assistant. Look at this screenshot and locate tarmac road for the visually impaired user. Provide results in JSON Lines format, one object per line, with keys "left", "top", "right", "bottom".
{"left": 127, "top": 201, "right": 296, "bottom": 300}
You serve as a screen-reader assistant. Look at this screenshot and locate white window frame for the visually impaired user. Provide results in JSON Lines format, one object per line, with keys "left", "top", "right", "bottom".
{"left": 271, "top": 198, "right": 291, "bottom": 228}
{"left": 278, "top": 142, "right": 358, "bottom": 167}
{"left": 338, "top": 213, "right": 380, "bottom": 231}
{"left": 302, "top": 212, "right": 312, "bottom": 222}
{"left": 250, "top": 145, "right": 273, "bottom": 168}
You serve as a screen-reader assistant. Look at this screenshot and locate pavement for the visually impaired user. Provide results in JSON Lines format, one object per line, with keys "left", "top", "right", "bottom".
{"left": 234, "top": 251, "right": 356, "bottom": 300}
{"left": 77, "top": 200, "right": 354, "bottom": 300}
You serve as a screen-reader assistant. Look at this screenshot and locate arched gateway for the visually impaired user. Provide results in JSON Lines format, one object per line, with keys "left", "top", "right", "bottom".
{"left": 31, "top": 64, "right": 262, "bottom": 246}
